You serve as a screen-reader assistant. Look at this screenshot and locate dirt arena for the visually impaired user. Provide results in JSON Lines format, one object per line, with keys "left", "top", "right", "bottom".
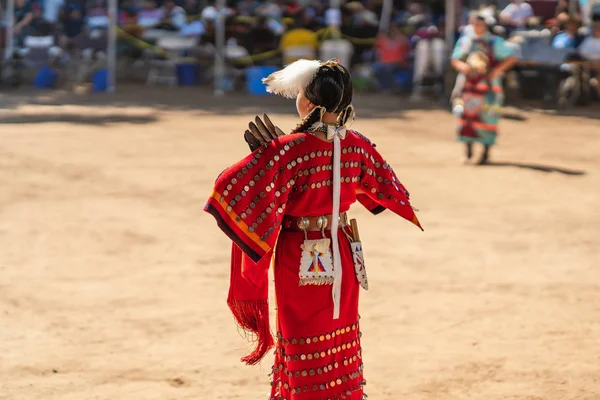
{"left": 1, "top": 87, "right": 599, "bottom": 400}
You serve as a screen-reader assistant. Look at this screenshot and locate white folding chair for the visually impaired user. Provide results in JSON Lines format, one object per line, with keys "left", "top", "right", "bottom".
{"left": 21, "top": 36, "right": 57, "bottom": 68}
{"left": 147, "top": 36, "right": 197, "bottom": 86}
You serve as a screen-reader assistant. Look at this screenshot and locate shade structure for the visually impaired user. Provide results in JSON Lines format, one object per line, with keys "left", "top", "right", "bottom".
{"left": 4, "top": 0, "right": 14, "bottom": 61}
{"left": 107, "top": 0, "right": 117, "bottom": 91}
{"left": 213, "top": 0, "right": 226, "bottom": 96}
{"left": 379, "top": 0, "right": 393, "bottom": 33}
{"left": 445, "top": 0, "right": 457, "bottom": 59}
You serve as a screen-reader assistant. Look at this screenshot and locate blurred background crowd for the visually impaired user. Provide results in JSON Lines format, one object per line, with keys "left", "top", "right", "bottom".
{"left": 0, "top": 0, "right": 599, "bottom": 108}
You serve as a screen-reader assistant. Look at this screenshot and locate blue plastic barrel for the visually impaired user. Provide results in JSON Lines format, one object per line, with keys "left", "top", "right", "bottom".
{"left": 92, "top": 69, "right": 108, "bottom": 92}
{"left": 394, "top": 70, "right": 413, "bottom": 90}
{"left": 246, "top": 66, "right": 277, "bottom": 95}
{"left": 177, "top": 63, "right": 200, "bottom": 86}
{"left": 33, "top": 66, "right": 58, "bottom": 89}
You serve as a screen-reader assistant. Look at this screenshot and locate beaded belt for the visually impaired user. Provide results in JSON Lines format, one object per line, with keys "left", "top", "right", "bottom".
{"left": 282, "top": 212, "right": 349, "bottom": 232}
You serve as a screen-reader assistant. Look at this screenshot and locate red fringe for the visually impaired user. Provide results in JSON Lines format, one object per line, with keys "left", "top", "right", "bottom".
{"left": 228, "top": 299, "right": 274, "bottom": 365}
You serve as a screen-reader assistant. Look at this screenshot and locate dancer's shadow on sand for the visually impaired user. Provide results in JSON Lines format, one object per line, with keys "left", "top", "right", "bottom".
{"left": 0, "top": 113, "right": 157, "bottom": 125}
{"left": 481, "top": 161, "right": 586, "bottom": 176}
{"left": 500, "top": 112, "right": 528, "bottom": 121}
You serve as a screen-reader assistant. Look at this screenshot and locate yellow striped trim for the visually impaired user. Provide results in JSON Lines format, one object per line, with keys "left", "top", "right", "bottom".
{"left": 411, "top": 214, "right": 424, "bottom": 231}
{"left": 210, "top": 191, "right": 271, "bottom": 253}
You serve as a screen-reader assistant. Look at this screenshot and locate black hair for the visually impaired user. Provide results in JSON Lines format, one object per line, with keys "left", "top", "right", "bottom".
{"left": 291, "top": 63, "right": 354, "bottom": 134}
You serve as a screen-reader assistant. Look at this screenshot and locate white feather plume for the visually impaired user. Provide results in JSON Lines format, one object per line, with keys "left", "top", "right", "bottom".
{"left": 262, "top": 59, "right": 322, "bottom": 99}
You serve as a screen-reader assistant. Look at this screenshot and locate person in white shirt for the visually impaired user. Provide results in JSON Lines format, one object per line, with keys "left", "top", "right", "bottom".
{"left": 579, "top": 23, "right": 600, "bottom": 61}
{"left": 580, "top": 23, "right": 600, "bottom": 98}
{"left": 500, "top": 0, "right": 533, "bottom": 29}
{"left": 180, "top": 16, "right": 205, "bottom": 37}
{"left": 44, "top": 0, "right": 64, "bottom": 23}
{"left": 200, "top": 4, "right": 217, "bottom": 21}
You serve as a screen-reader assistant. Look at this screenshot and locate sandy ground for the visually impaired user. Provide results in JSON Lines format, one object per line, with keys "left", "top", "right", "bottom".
{"left": 1, "top": 88, "right": 599, "bottom": 400}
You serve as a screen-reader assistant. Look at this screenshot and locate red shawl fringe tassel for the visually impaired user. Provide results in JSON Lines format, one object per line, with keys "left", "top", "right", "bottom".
{"left": 227, "top": 299, "right": 274, "bottom": 365}
{"left": 228, "top": 243, "right": 274, "bottom": 365}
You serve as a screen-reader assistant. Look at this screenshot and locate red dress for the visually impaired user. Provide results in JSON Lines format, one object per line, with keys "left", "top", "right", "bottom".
{"left": 205, "top": 131, "right": 421, "bottom": 400}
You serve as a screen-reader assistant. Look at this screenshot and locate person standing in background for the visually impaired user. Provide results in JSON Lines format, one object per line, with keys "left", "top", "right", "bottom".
{"left": 451, "top": 14, "right": 517, "bottom": 164}
{"left": 30, "top": 4, "right": 56, "bottom": 36}
{"left": 411, "top": 23, "right": 446, "bottom": 100}
{"left": 60, "top": 4, "right": 84, "bottom": 48}
{"left": 373, "top": 23, "right": 411, "bottom": 92}
{"left": 13, "top": 0, "right": 34, "bottom": 45}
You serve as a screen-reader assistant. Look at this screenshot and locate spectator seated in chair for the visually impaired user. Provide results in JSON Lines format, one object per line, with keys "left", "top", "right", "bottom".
{"left": 30, "top": 4, "right": 56, "bottom": 37}
{"left": 552, "top": 17, "right": 584, "bottom": 49}
{"left": 578, "top": 23, "right": 600, "bottom": 98}
{"left": 411, "top": 22, "right": 446, "bottom": 99}
{"left": 60, "top": 4, "right": 85, "bottom": 49}
{"left": 373, "top": 23, "right": 411, "bottom": 92}
{"left": 499, "top": 0, "right": 534, "bottom": 31}
{"left": 120, "top": 8, "right": 144, "bottom": 38}
{"left": 545, "top": 0, "right": 570, "bottom": 32}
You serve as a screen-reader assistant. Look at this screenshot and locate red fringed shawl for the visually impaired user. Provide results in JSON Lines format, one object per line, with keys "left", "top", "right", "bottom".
{"left": 205, "top": 132, "right": 421, "bottom": 365}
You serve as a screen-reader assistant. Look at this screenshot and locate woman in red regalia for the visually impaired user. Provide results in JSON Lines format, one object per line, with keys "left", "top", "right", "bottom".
{"left": 204, "top": 59, "right": 423, "bottom": 399}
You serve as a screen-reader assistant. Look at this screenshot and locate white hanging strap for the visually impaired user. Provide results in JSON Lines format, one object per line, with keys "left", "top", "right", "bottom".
{"left": 330, "top": 127, "right": 343, "bottom": 320}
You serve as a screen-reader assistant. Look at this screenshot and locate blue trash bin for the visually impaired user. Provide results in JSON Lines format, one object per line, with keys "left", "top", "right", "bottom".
{"left": 92, "top": 69, "right": 108, "bottom": 92}
{"left": 246, "top": 66, "right": 277, "bottom": 95}
{"left": 394, "top": 70, "right": 413, "bottom": 91}
{"left": 33, "top": 66, "right": 58, "bottom": 89}
{"left": 177, "top": 63, "right": 200, "bottom": 86}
